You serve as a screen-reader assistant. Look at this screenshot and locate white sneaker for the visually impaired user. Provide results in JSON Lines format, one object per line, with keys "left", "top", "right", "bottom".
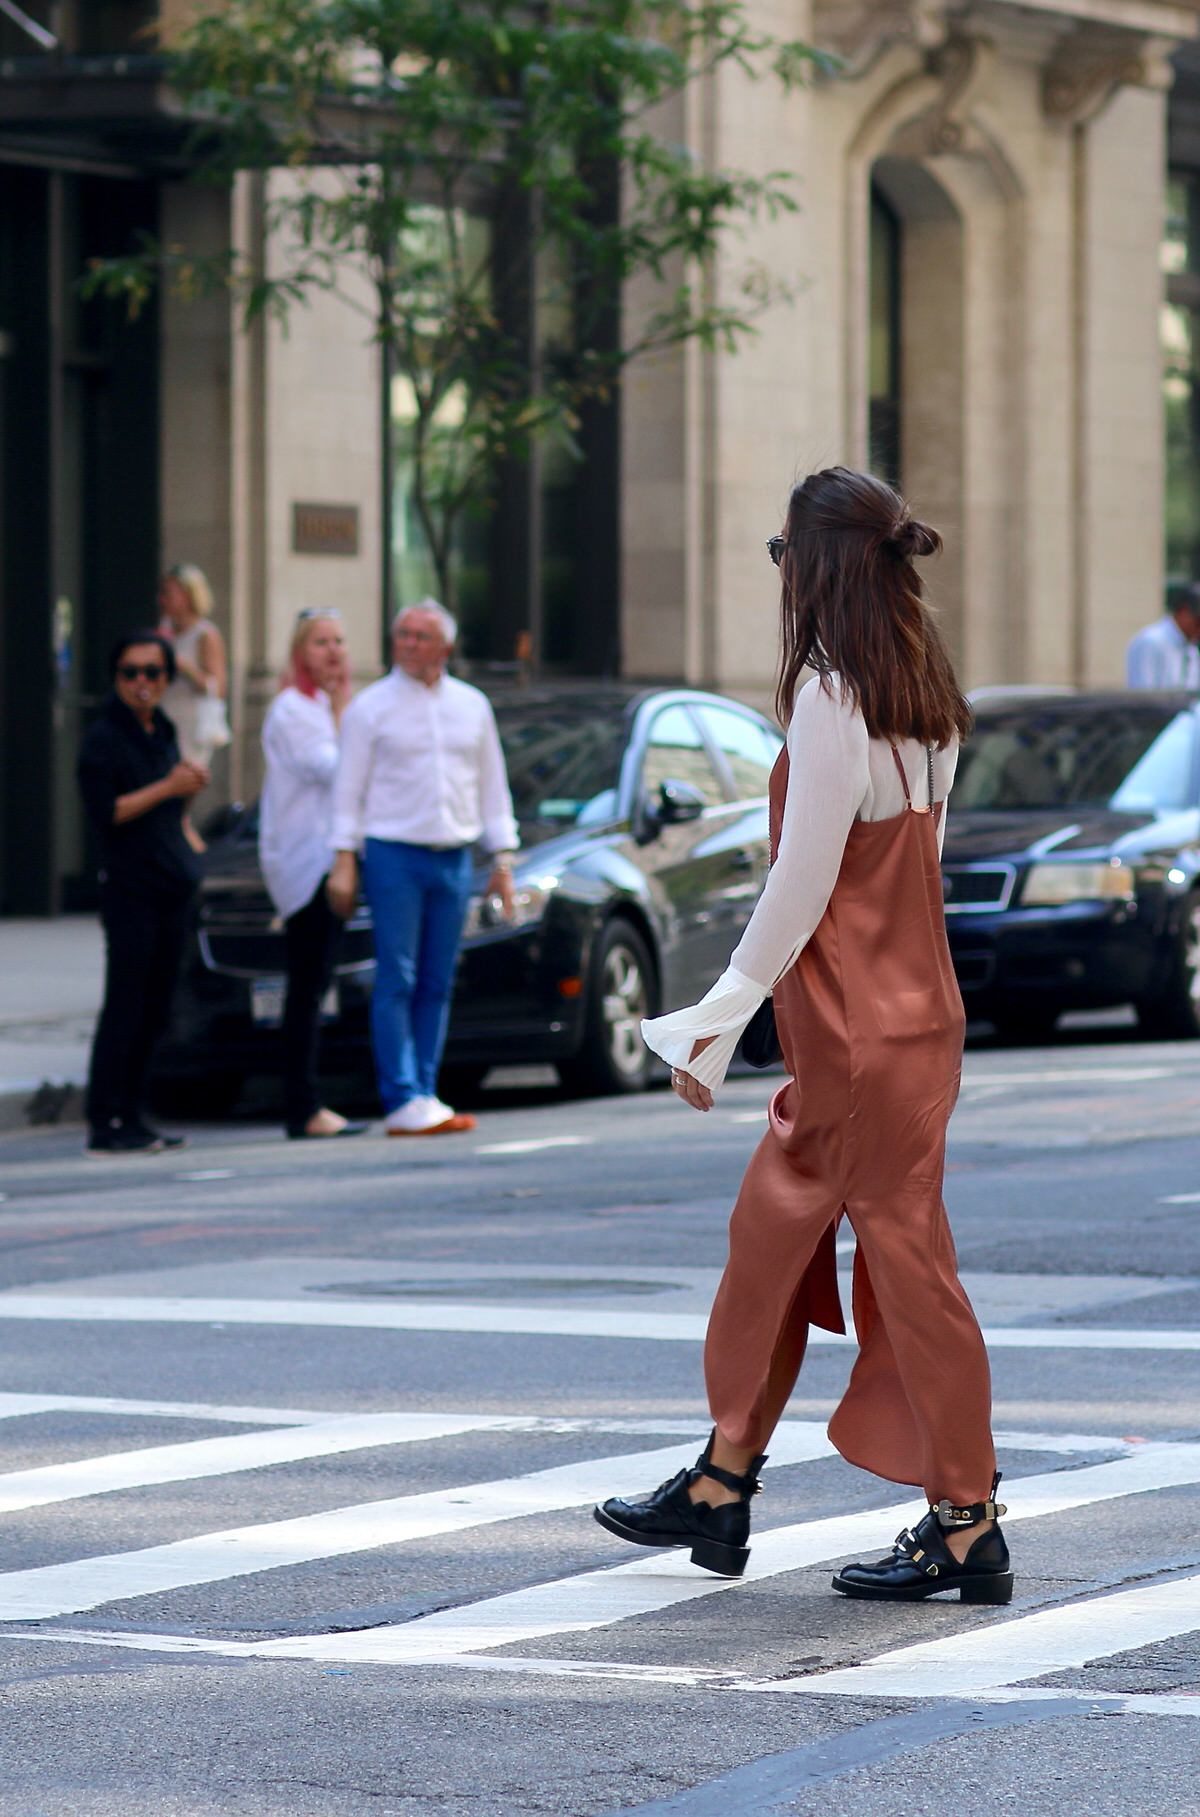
{"left": 384, "top": 1094, "right": 477, "bottom": 1138}
{"left": 383, "top": 1098, "right": 441, "bottom": 1135}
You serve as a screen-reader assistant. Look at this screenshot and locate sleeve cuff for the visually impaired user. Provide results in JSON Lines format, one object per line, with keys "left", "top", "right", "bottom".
{"left": 640, "top": 966, "right": 769, "bottom": 1094}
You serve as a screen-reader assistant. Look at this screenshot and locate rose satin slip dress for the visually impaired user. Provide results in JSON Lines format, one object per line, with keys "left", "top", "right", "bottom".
{"left": 703, "top": 743, "right": 997, "bottom": 1505}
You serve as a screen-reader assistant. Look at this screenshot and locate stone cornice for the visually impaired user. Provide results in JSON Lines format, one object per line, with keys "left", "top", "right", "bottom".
{"left": 813, "top": 1, "right": 1195, "bottom": 123}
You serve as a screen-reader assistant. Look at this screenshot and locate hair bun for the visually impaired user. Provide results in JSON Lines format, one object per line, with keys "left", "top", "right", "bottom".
{"left": 888, "top": 516, "right": 941, "bottom": 560}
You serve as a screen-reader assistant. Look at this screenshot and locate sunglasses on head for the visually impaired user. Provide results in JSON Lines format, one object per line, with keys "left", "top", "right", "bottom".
{"left": 296, "top": 607, "right": 343, "bottom": 622}
{"left": 767, "top": 535, "right": 788, "bottom": 567}
{"left": 118, "top": 663, "right": 166, "bottom": 682}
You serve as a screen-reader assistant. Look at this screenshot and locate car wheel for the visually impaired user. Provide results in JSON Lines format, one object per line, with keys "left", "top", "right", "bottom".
{"left": 990, "top": 1004, "right": 1059, "bottom": 1044}
{"left": 1136, "top": 894, "right": 1200, "bottom": 1039}
{"left": 558, "top": 919, "right": 657, "bottom": 1097}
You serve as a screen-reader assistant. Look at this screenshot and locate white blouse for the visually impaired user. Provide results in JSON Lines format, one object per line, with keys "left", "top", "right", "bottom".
{"left": 641, "top": 676, "right": 959, "bottom": 1093}
{"left": 259, "top": 687, "right": 341, "bottom": 920}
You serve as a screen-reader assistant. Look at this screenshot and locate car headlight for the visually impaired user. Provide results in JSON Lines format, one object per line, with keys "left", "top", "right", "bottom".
{"left": 463, "top": 876, "right": 556, "bottom": 937}
{"left": 1021, "top": 858, "right": 1134, "bottom": 908}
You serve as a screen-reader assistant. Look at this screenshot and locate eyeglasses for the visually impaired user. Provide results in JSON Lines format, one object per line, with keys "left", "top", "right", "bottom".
{"left": 118, "top": 663, "right": 166, "bottom": 682}
{"left": 296, "top": 608, "right": 343, "bottom": 622}
{"left": 767, "top": 535, "right": 788, "bottom": 567}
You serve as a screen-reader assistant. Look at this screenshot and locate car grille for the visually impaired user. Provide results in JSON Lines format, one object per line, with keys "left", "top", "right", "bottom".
{"left": 941, "top": 864, "right": 1016, "bottom": 914}
{"left": 199, "top": 924, "right": 375, "bottom": 978}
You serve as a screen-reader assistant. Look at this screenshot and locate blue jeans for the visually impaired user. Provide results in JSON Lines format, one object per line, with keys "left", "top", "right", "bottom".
{"left": 361, "top": 839, "right": 473, "bottom": 1112}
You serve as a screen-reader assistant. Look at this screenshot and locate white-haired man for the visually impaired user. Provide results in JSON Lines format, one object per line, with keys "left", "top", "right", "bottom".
{"left": 329, "top": 601, "right": 517, "bottom": 1135}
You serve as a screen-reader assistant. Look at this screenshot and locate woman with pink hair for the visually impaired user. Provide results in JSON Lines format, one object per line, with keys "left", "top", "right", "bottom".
{"left": 259, "top": 610, "right": 367, "bottom": 1140}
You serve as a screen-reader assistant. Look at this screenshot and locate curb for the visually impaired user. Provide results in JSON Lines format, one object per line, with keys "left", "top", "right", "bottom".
{"left": 0, "top": 1080, "right": 85, "bottom": 1134}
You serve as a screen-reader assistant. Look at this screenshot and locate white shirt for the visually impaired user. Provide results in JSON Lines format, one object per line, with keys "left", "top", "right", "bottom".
{"left": 332, "top": 667, "right": 518, "bottom": 856}
{"left": 641, "top": 676, "right": 958, "bottom": 1094}
{"left": 259, "top": 686, "right": 340, "bottom": 920}
{"left": 1125, "top": 616, "right": 1200, "bottom": 689}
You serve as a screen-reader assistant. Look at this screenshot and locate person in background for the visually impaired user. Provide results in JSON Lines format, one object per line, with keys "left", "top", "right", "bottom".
{"left": 1125, "top": 582, "right": 1200, "bottom": 689}
{"left": 78, "top": 631, "right": 208, "bottom": 1155}
{"left": 259, "top": 610, "right": 368, "bottom": 1142}
{"left": 159, "top": 563, "right": 231, "bottom": 764}
{"left": 328, "top": 600, "right": 517, "bottom": 1137}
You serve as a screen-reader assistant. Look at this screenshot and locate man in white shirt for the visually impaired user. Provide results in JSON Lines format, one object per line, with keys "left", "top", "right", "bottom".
{"left": 329, "top": 601, "right": 517, "bottom": 1135}
{"left": 1125, "top": 585, "right": 1200, "bottom": 689}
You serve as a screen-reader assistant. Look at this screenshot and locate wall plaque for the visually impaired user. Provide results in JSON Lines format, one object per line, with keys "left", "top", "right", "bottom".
{"left": 292, "top": 502, "right": 360, "bottom": 556}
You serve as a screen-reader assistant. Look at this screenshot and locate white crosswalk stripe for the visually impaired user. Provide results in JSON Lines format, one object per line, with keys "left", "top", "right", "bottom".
{"left": 1, "top": 1291, "right": 1198, "bottom": 1349}
{"left": 0, "top": 1400, "right": 1198, "bottom": 1717}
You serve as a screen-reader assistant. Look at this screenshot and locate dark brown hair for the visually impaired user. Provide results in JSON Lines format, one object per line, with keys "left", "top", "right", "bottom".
{"left": 774, "top": 466, "right": 971, "bottom": 747}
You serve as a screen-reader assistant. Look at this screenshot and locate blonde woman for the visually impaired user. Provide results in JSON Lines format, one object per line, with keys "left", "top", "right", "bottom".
{"left": 159, "top": 564, "right": 230, "bottom": 764}
{"left": 260, "top": 610, "right": 367, "bottom": 1141}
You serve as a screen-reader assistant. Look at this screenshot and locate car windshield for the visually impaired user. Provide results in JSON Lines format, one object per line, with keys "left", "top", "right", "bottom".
{"left": 493, "top": 699, "right": 629, "bottom": 827}
{"left": 954, "top": 705, "right": 1196, "bottom": 812}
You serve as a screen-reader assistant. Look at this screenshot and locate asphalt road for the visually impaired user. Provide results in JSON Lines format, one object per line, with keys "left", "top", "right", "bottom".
{"left": 0, "top": 1023, "right": 1198, "bottom": 1816}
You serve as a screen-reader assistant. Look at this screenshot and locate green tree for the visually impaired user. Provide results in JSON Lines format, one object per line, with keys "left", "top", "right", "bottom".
{"left": 92, "top": 0, "right": 829, "bottom": 628}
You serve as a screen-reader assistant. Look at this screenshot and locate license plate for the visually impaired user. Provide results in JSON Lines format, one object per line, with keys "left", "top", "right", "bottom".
{"left": 250, "top": 979, "right": 338, "bottom": 1027}
{"left": 251, "top": 977, "right": 286, "bottom": 1027}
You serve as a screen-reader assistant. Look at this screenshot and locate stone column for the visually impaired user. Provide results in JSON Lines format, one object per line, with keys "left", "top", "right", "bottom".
{"left": 1074, "top": 82, "right": 1170, "bottom": 684}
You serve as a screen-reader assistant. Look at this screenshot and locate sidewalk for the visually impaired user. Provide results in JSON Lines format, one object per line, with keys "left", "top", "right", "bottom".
{"left": 0, "top": 917, "right": 101, "bottom": 1130}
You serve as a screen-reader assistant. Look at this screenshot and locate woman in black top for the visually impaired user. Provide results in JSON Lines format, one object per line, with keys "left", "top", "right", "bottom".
{"left": 77, "top": 632, "right": 209, "bottom": 1154}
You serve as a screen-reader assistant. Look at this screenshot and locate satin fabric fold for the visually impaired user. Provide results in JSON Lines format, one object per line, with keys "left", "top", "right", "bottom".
{"left": 703, "top": 748, "right": 996, "bottom": 1505}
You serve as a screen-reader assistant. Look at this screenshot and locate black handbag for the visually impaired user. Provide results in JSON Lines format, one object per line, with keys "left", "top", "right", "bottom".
{"left": 738, "top": 994, "right": 781, "bottom": 1069}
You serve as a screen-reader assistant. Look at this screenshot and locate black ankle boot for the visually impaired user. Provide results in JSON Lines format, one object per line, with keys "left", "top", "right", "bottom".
{"left": 832, "top": 1474, "right": 1012, "bottom": 1604}
{"left": 593, "top": 1430, "right": 767, "bottom": 1578}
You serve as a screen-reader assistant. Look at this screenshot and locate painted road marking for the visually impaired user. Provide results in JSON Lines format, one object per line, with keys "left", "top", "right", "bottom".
{"left": 4, "top": 1624, "right": 1197, "bottom": 1718}
{"left": 475, "top": 1137, "right": 592, "bottom": 1156}
{"left": 0, "top": 1425, "right": 836, "bottom": 1622}
{"left": 5, "top": 1442, "right": 1195, "bottom": 1657}
{"left": 1159, "top": 1192, "right": 1200, "bottom": 1205}
{"left": 175, "top": 1170, "right": 236, "bottom": 1182}
{"left": 0, "top": 1412, "right": 534, "bottom": 1515}
{"left": 0, "top": 1395, "right": 1128, "bottom": 1460}
{"left": 0, "top": 1292, "right": 1198, "bottom": 1351}
{"left": 0, "top": 1392, "right": 337, "bottom": 1426}
{"left": 781, "top": 1570, "right": 1200, "bottom": 1701}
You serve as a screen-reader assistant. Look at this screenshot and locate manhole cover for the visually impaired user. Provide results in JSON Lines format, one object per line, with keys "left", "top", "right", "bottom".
{"left": 310, "top": 1276, "right": 676, "bottom": 1301}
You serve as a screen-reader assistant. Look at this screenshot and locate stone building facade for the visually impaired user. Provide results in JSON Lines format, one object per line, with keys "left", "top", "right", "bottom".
{"left": 623, "top": 0, "right": 1200, "bottom": 701}
{"left": 2, "top": 0, "right": 1199, "bottom": 912}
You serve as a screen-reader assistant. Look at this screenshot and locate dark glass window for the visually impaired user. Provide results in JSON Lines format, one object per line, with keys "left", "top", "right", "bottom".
{"left": 695, "top": 704, "right": 781, "bottom": 799}
{"left": 642, "top": 707, "right": 723, "bottom": 807}
{"left": 0, "top": 1, "right": 156, "bottom": 55}
{"left": 1164, "top": 173, "right": 1200, "bottom": 590}
{"left": 868, "top": 184, "right": 901, "bottom": 487}
{"left": 493, "top": 697, "right": 628, "bottom": 827}
{"left": 954, "top": 706, "right": 1195, "bottom": 812}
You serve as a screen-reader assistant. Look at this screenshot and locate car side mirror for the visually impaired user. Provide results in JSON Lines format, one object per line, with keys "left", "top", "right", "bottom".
{"left": 656, "top": 779, "right": 707, "bottom": 825}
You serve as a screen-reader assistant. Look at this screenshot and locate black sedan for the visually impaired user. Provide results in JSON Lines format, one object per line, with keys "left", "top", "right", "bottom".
{"left": 944, "top": 690, "right": 1200, "bottom": 1039}
{"left": 155, "top": 684, "right": 783, "bottom": 1108}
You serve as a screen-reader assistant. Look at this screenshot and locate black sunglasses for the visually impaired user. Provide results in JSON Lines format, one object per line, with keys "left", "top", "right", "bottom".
{"left": 118, "top": 663, "right": 166, "bottom": 682}
{"left": 767, "top": 535, "right": 788, "bottom": 567}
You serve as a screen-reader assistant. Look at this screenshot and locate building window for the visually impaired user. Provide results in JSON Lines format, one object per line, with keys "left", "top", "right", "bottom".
{"left": 1163, "top": 173, "right": 1200, "bottom": 589}
{"left": 868, "top": 183, "right": 902, "bottom": 487}
{"left": 0, "top": 1, "right": 156, "bottom": 56}
{"left": 389, "top": 202, "right": 618, "bottom": 674}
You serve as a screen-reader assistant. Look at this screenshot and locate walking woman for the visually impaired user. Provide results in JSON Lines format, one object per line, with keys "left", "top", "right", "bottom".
{"left": 259, "top": 610, "right": 367, "bottom": 1141}
{"left": 159, "top": 563, "right": 230, "bottom": 765}
{"left": 596, "top": 467, "right": 1011, "bottom": 1605}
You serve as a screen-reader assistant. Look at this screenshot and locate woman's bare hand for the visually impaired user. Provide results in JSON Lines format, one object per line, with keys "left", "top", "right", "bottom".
{"left": 327, "top": 851, "right": 358, "bottom": 919}
{"left": 670, "top": 1036, "right": 715, "bottom": 1112}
